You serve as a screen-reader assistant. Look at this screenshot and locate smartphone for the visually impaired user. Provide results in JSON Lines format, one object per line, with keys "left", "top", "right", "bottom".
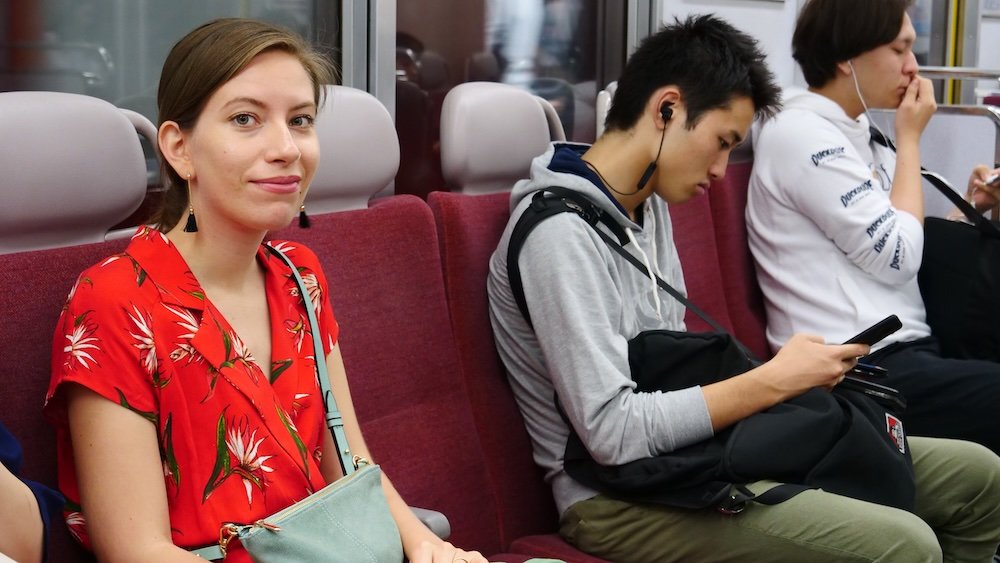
{"left": 848, "top": 362, "right": 888, "bottom": 379}
{"left": 839, "top": 376, "right": 907, "bottom": 411}
{"left": 843, "top": 315, "right": 903, "bottom": 346}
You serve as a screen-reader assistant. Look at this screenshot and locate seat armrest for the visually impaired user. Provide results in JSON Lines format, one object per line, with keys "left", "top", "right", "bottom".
{"left": 411, "top": 506, "right": 451, "bottom": 540}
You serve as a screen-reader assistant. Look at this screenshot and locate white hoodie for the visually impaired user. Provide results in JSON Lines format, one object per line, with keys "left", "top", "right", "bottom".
{"left": 747, "top": 89, "right": 930, "bottom": 352}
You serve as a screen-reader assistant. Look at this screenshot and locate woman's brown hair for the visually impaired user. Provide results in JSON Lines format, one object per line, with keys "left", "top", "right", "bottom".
{"left": 154, "top": 18, "right": 336, "bottom": 230}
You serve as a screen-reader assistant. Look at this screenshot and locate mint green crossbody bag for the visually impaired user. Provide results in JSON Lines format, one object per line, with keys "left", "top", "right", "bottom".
{"left": 191, "top": 246, "right": 403, "bottom": 562}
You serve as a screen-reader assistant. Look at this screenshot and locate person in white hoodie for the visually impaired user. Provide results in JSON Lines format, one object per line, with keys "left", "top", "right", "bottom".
{"left": 489, "top": 12, "right": 1000, "bottom": 563}
{"left": 749, "top": 0, "right": 1000, "bottom": 460}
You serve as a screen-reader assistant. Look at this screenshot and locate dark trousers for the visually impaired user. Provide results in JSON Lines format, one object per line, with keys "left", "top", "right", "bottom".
{"left": 866, "top": 336, "right": 1000, "bottom": 455}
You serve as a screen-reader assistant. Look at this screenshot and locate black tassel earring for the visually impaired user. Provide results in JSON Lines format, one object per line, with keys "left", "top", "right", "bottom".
{"left": 298, "top": 204, "right": 310, "bottom": 229}
{"left": 183, "top": 173, "right": 198, "bottom": 232}
{"left": 183, "top": 206, "right": 198, "bottom": 232}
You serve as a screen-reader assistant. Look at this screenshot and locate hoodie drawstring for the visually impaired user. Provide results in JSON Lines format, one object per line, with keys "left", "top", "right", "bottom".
{"left": 625, "top": 222, "right": 663, "bottom": 321}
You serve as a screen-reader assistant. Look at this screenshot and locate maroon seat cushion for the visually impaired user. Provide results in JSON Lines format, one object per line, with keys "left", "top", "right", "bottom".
{"left": 0, "top": 238, "right": 131, "bottom": 563}
{"left": 510, "top": 534, "right": 611, "bottom": 562}
{"left": 274, "top": 195, "right": 503, "bottom": 552}
{"left": 428, "top": 191, "right": 563, "bottom": 547}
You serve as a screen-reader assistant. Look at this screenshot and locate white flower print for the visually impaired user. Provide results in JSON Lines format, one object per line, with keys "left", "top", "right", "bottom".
{"left": 127, "top": 305, "right": 158, "bottom": 379}
{"left": 270, "top": 241, "right": 297, "bottom": 254}
{"left": 225, "top": 424, "right": 275, "bottom": 506}
{"left": 231, "top": 333, "right": 256, "bottom": 369}
{"left": 164, "top": 304, "right": 204, "bottom": 366}
{"left": 65, "top": 511, "right": 86, "bottom": 543}
{"left": 64, "top": 316, "right": 100, "bottom": 370}
{"left": 301, "top": 272, "right": 322, "bottom": 315}
{"left": 163, "top": 304, "right": 199, "bottom": 339}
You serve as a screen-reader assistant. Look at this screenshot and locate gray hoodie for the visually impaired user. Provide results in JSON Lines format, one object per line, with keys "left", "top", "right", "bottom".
{"left": 487, "top": 143, "right": 715, "bottom": 515}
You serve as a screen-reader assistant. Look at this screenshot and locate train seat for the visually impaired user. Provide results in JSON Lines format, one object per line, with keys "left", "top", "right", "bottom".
{"left": 594, "top": 81, "right": 617, "bottom": 138}
{"left": 440, "top": 82, "right": 564, "bottom": 195}
{"left": 307, "top": 85, "right": 400, "bottom": 213}
{"left": 0, "top": 91, "right": 150, "bottom": 254}
{"left": 428, "top": 190, "right": 611, "bottom": 563}
{"left": 272, "top": 195, "right": 511, "bottom": 555}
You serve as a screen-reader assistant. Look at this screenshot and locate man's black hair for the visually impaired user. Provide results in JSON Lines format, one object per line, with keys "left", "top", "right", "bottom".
{"left": 604, "top": 14, "right": 780, "bottom": 133}
{"left": 793, "top": 0, "right": 913, "bottom": 88}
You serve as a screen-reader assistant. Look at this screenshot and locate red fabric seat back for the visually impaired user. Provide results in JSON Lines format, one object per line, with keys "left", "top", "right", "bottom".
{"left": 668, "top": 194, "right": 736, "bottom": 333}
{"left": 427, "top": 191, "right": 558, "bottom": 544}
{"left": 708, "top": 160, "right": 772, "bottom": 360}
{"left": 0, "top": 238, "right": 131, "bottom": 563}
{"left": 273, "top": 195, "right": 503, "bottom": 552}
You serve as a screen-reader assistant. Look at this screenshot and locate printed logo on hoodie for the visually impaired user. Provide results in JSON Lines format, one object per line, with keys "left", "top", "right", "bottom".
{"left": 840, "top": 180, "right": 874, "bottom": 208}
{"left": 811, "top": 146, "right": 846, "bottom": 167}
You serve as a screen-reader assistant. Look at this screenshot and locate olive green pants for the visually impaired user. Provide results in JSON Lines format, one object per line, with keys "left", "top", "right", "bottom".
{"left": 559, "top": 437, "right": 1000, "bottom": 563}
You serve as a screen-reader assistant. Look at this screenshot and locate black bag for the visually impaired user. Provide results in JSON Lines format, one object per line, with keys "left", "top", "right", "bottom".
{"left": 563, "top": 329, "right": 915, "bottom": 512}
{"left": 871, "top": 129, "right": 1000, "bottom": 362}
{"left": 508, "top": 187, "right": 915, "bottom": 512}
{"left": 919, "top": 203, "right": 1000, "bottom": 362}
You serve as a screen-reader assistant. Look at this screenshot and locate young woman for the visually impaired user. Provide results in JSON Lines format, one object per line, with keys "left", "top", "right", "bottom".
{"left": 46, "top": 18, "right": 486, "bottom": 563}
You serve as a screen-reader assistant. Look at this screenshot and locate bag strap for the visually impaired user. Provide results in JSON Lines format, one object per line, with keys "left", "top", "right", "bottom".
{"left": 869, "top": 127, "right": 1000, "bottom": 237}
{"left": 507, "top": 187, "right": 629, "bottom": 327}
{"left": 267, "top": 245, "right": 356, "bottom": 478}
{"left": 193, "top": 245, "right": 350, "bottom": 561}
{"left": 506, "top": 186, "right": 758, "bottom": 362}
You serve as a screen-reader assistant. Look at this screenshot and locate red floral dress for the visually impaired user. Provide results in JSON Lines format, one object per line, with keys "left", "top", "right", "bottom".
{"left": 46, "top": 227, "right": 338, "bottom": 561}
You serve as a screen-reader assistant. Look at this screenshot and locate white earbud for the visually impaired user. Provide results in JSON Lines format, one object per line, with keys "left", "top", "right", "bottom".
{"left": 847, "top": 58, "right": 893, "bottom": 174}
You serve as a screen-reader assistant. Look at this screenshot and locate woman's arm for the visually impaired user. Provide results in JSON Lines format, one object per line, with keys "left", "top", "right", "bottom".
{"left": 318, "top": 345, "right": 487, "bottom": 563}
{"left": 0, "top": 463, "right": 42, "bottom": 563}
{"left": 66, "top": 385, "right": 204, "bottom": 563}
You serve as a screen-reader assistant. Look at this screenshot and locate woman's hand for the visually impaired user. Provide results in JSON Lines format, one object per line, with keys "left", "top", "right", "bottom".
{"left": 965, "top": 164, "right": 1000, "bottom": 212}
{"left": 407, "top": 539, "right": 488, "bottom": 563}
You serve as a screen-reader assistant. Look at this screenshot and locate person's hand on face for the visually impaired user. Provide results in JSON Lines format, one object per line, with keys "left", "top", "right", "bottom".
{"left": 894, "top": 75, "right": 936, "bottom": 144}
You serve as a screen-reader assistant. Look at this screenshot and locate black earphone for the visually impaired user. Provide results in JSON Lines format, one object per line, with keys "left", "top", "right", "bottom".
{"left": 636, "top": 102, "right": 674, "bottom": 191}
{"left": 659, "top": 102, "right": 674, "bottom": 122}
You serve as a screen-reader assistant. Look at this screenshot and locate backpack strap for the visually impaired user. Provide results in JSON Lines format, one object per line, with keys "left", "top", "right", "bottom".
{"left": 507, "top": 186, "right": 628, "bottom": 328}
{"left": 506, "top": 186, "right": 758, "bottom": 362}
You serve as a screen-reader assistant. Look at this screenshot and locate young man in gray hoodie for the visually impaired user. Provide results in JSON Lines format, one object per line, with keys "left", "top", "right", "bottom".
{"left": 488, "top": 13, "right": 1000, "bottom": 562}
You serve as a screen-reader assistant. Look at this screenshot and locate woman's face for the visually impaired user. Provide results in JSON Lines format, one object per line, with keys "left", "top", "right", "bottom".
{"left": 182, "top": 50, "right": 319, "bottom": 235}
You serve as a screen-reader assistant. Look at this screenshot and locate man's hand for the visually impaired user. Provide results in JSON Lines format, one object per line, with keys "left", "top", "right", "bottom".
{"left": 894, "top": 75, "right": 937, "bottom": 145}
{"left": 703, "top": 335, "right": 869, "bottom": 432}
{"left": 966, "top": 164, "right": 1000, "bottom": 212}
{"left": 762, "top": 334, "right": 869, "bottom": 397}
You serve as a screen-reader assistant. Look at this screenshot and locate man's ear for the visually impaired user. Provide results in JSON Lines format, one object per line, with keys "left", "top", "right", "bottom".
{"left": 837, "top": 60, "right": 853, "bottom": 76}
{"left": 158, "top": 120, "right": 191, "bottom": 178}
{"left": 650, "top": 86, "right": 682, "bottom": 127}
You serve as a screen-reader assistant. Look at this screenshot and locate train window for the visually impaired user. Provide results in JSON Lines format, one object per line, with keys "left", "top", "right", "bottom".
{"left": 394, "top": 0, "right": 606, "bottom": 198}
{"left": 1, "top": 0, "right": 342, "bottom": 228}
